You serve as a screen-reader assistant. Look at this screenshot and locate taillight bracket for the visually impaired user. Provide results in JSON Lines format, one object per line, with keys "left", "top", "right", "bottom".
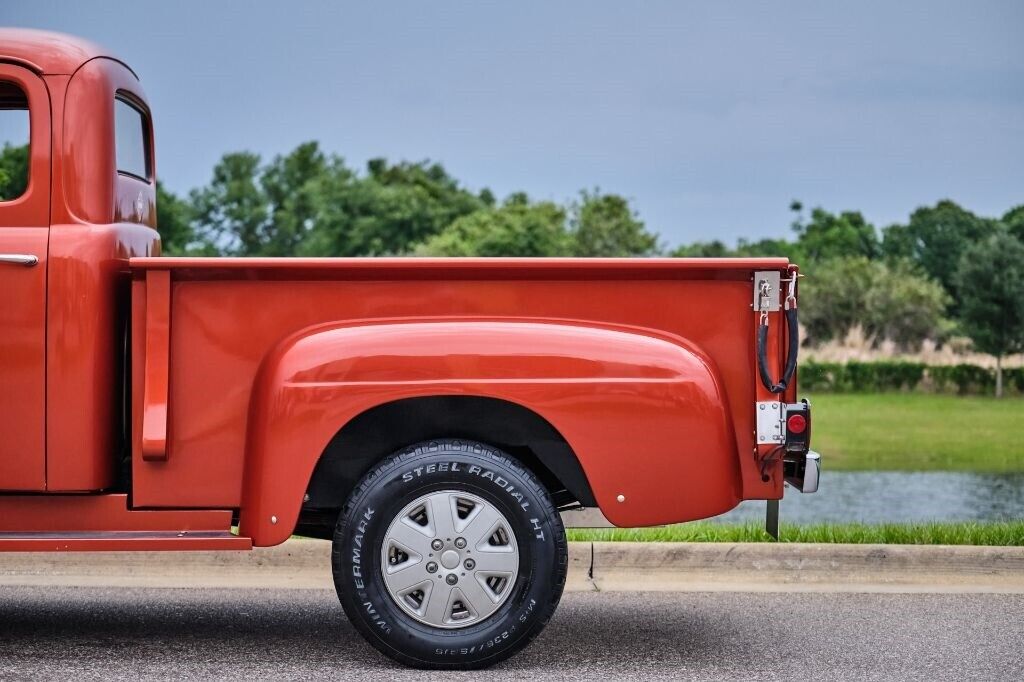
{"left": 755, "top": 400, "right": 785, "bottom": 445}
{"left": 755, "top": 399, "right": 812, "bottom": 450}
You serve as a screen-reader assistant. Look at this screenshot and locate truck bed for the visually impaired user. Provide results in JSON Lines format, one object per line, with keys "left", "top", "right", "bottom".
{"left": 129, "top": 257, "right": 792, "bottom": 533}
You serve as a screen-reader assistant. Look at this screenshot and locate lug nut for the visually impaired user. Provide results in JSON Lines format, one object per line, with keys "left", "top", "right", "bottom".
{"left": 431, "top": 539, "right": 444, "bottom": 551}
{"left": 464, "top": 558, "right": 476, "bottom": 570}
{"left": 446, "top": 574, "right": 458, "bottom": 585}
{"left": 426, "top": 562, "right": 438, "bottom": 573}
{"left": 454, "top": 537, "right": 467, "bottom": 549}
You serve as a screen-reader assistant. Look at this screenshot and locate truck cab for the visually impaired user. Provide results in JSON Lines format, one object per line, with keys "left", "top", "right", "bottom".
{"left": 1, "top": 30, "right": 158, "bottom": 497}
{"left": 0, "top": 29, "right": 819, "bottom": 670}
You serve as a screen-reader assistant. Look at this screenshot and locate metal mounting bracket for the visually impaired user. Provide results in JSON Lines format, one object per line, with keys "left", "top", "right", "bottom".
{"left": 756, "top": 400, "right": 785, "bottom": 444}
{"left": 753, "top": 271, "right": 781, "bottom": 312}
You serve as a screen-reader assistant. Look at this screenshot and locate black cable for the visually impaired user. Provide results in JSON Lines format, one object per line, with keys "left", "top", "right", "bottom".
{"left": 757, "top": 306, "right": 799, "bottom": 394}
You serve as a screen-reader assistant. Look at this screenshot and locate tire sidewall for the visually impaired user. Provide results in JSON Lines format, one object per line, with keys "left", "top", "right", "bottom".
{"left": 334, "top": 441, "right": 565, "bottom": 667}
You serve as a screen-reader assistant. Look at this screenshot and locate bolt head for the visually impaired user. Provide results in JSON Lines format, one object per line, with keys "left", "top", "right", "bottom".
{"left": 464, "top": 558, "right": 476, "bottom": 570}
{"left": 454, "top": 537, "right": 467, "bottom": 549}
{"left": 616, "top": 494, "right": 625, "bottom": 503}
{"left": 445, "top": 574, "right": 458, "bottom": 585}
{"left": 426, "top": 562, "right": 438, "bottom": 573}
{"left": 431, "top": 539, "right": 444, "bottom": 551}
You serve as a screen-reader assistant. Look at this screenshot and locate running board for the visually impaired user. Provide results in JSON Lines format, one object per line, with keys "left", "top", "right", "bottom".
{"left": 0, "top": 494, "right": 249, "bottom": 552}
{"left": 0, "top": 530, "right": 251, "bottom": 552}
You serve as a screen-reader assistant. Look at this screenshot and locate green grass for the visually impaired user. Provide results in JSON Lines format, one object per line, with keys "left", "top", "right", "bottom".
{"left": 567, "top": 521, "right": 1024, "bottom": 546}
{"left": 809, "top": 393, "right": 1024, "bottom": 472}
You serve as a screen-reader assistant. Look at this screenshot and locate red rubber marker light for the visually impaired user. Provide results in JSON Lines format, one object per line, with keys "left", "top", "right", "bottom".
{"left": 787, "top": 413, "right": 807, "bottom": 434}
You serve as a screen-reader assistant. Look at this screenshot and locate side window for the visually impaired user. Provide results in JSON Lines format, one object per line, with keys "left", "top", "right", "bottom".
{"left": 114, "top": 96, "right": 150, "bottom": 181}
{"left": 0, "top": 80, "right": 30, "bottom": 202}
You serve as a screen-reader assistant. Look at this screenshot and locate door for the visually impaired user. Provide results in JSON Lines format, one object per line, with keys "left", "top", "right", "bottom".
{"left": 0, "top": 64, "right": 50, "bottom": 490}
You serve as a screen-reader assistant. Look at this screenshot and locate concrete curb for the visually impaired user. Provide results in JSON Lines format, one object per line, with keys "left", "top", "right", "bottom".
{"left": 2, "top": 541, "right": 1022, "bottom": 593}
{"left": 582, "top": 542, "right": 1024, "bottom": 593}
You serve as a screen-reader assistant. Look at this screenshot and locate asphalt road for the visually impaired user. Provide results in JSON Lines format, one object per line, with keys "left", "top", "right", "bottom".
{"left": 0, "top": 586, "right": 1021, "bottom": 681}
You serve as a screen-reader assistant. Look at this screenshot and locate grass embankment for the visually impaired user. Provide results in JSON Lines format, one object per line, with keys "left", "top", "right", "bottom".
{"left": 567, "top": 521, "right": 1024, "bottom": 546}
{"left": 810, "top": 393, "right": 1024, "bottom": 472}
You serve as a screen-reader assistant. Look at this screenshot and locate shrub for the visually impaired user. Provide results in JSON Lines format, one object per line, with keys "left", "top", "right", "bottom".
{"left": 801, "top": 361, "right": 925, "bottom": 393}
{"left": 1007, "top": 368, "right": 1024, "bottom": 393}
{"left": 800, "top": 361, "right": 1020, "bottom": 395}
{"left": 929, "top": 364, "right": 995, "bottom": 395}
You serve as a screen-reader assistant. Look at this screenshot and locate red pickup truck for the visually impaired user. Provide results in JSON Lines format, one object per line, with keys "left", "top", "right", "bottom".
{"left": 0, "top": 29, "right": 819, "bottom": 669}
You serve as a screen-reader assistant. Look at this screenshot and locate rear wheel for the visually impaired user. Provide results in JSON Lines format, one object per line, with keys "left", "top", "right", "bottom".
{"left": 332, "top": 439, "right": 567, "bottom": 669}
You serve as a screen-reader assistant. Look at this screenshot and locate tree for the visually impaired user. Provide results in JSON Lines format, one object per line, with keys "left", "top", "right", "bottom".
{"left": 261, "top": 142, "right": 329, "bottom": 255}
{"left": 794, "top": 208, "right": 880, "bottom": 262}
{"left": 189, "top": 152, "right": 270, "bottom": 255}
{"left": 0, "top": 142, "right": 28, "bottom": 201}
{"left": 798, "top": 257, "right": 877, "bottom": 346}
{"left": 569, "top": 190, "right": 659, "bottom": 256}
{"left": 302, "top": 158, "right": 486, "bottom": 256}
{"left": 954, "top": 231, "right": 1024, "bottom": 397}
{"left": 670, "top": 235, "right": 804, "bottom": 260}
{"left": 415, "top": 194, "right": 570, "bottom": 257}
{"left": 799, "top": 257, "right": 949, "bottom": 350}
{"left": 862, "top": 259, "right": 950, "bottom": 351}
{"left": 735, "top": 236, "right": 804, "bottom": 261}
{"left": 882, "top": 200, "right": 997, "bottom": 299}
{"left": 1002, "top": 205, "right": 1024, "bottom": 244}
{"left": 155, "top": 181, "right": 195, "bottom": 255}
{"left": 671, "top": 240, "right": 732, "bottom": 257}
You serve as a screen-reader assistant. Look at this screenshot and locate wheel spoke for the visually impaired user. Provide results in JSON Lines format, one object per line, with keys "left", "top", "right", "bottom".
{"left": 460, "top": 502, "right": 502, "bottom": 547}
{"left": 386, "top": 517, "right": 433, "bottom": 556}
{"left": 383, "top": 562, "right": 430, "bottom": 594}
{"left": 460, "top": 572, "right": 499, "bottom": 610}
{"left": 422, "top": 581, "right": 454, "bottom": 625}
{"left": 472, "top": 546, "right": 519, "bottom": 574}
{"left": 427, "top": 492, "right": 458, "bottom": 541}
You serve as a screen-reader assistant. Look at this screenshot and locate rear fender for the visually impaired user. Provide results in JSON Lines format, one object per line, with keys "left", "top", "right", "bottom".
{"left": 239, "top": 318, "right": 741, "bottom": 546}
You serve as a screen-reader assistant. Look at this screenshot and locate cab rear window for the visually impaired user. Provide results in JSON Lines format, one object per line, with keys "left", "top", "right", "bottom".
{"left": 0, "top": 80, "right": 29, "bottom": 202}
{"left": 114, "top": 96, "right": 150, "bottom": 181}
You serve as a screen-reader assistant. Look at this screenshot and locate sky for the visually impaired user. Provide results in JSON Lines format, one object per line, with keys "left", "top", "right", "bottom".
{"left": 3, "top": 0, "right": 1022, "bottom": 247}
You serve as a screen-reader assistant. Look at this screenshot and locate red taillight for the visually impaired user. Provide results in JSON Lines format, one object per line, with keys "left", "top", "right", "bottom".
{"left": 787, "top": 414, "right": 807, "bottom": 434}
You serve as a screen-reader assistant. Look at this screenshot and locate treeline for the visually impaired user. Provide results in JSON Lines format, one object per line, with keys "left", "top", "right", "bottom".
{"left": 154, "top": 142, "right": 659, "bottom": 260}
{"left": 1, "top": 140, "right": 1022, "bottom": 394}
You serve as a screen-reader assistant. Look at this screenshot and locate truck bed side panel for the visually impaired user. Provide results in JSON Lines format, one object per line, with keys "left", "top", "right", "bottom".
{"left": 130, "top": 260, "right": 784, "bottom": 522}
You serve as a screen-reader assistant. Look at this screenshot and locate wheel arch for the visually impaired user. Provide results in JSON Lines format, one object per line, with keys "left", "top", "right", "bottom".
{"left": 297, "top": 395, "right": 596, "bottom": 537}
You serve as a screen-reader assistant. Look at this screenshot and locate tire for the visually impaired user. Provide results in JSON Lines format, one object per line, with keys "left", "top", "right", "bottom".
{"left": 332, "top": 439, "right": 568, "bottom": 669}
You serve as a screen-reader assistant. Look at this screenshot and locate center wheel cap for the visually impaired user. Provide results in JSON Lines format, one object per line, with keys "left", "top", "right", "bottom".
{"left": 440, "top": 549, "right": 461, "bottom": 569}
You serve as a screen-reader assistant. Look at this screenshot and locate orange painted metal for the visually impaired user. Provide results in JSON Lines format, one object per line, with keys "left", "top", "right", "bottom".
{"left": 0, "top": 28, "right": 117, "bottom": 76}
{"left": 0, "top": 533, "right": 252, "bottom": 552}
{"left": 0, "top": 494, "right": 235, "bottom": 531}
{"left": 38, "top": 35, "right": 160, "bottom": 491}
{"left": 0, "top": 493, "right": 248, "bottom": 550}
{"left": 0, "top": 62, "right": 51, "bottom": 491}
{"left": 240, "top": 318, "right": 742, "bottom": 545}
{"left": 142, "top": 270, "right": 171, "bottom": 461}
{"left": 124, "top": 258, "right": 793, "bottom": 546}
{"left": 0, "top": 30, "right": 805, "bottom": 553}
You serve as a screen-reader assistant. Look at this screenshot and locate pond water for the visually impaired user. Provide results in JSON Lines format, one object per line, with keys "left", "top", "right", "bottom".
{"left": 712, "top": 471, "right": 1024, "bottom": 525}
